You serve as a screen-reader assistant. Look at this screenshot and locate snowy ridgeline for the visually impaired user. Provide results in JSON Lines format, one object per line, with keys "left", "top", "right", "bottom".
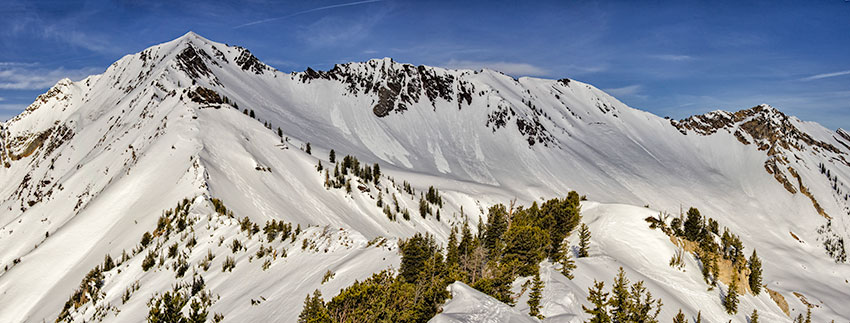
{"left": 0, "top": 32, "right": 848, "bottom": 322}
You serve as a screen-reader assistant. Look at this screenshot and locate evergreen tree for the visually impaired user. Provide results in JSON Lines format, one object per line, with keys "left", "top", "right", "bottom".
{"left": 458, "top": 220, "right": 474, "bottom": 259}
{"left": 540, "top": 194, "right": 581, "bottom": 259}
{"left": 446, "top": 227, "right": 460, "bottom": 267}
{"left": 629, "top": 280, "right": 662, "bottom": 322}
{"left": 670, "top": 217, "right": 684, "bottom": 237}
{"left": 188, "top": 299, "right": 208, "bottom": 323}
{"left": 502, "top": 224, "right": 549, "bottom": 276}
{"left": 277, "top": 127, "right": 282, "bottom": 137}
{"left": 695, "top": 311, "right": 702, "bottom": 323}
{"left": 724, "top": 274, "right": 739, "bottom": 315}
{"left": 329, "top": 150, "right": 335, "bottom": 163}
{"left": 748, "top": 249, "right": 762, "bottom": 295}
{"left": 102, "top": 254, "right": 115, "bottom": 272}
{"left": 559, "top": 240, "right": 576, "bottom": 279}
{"left": 419, "top": 198, "right": 430, "bottom": 218}
{"left": 673, "top": 309, "right": 686, "bottom": 323}
{"left": 578, "top": 223, "right": 591, "bottom": 258}
{"left": 298, "top": 290, "right": 331, "bottom": 323}
{"left": 583, "top": 280, "right": 611, "bottom": 323}
{"left": 372, "top": 163, "right": 380, "bottom": 184}
{"left": 683, "top": 207, "right": 703, "bottom": 242}
{"left": 609, "top": 267, "right": 632, "bottom": 322}
{"left": 305, "top": 143, "right": 311, "bottom": 155}
{"left": 147, "top": 290, "right": 188, "bottom": 323}
{"left": 528, "top": 271, "right": 544, "bottom": 319}
{"left": 750, "top": 309, "right": 759, "bottom": 323}
{"left": 399, "top": 233, "right": 438, "bottom": 283}
{"left": 249, "top": 109, "right": 255, "bottom": 118}
{"left": 484, "top": 204, "right": 508, "bottom": 256}
{"left": 477, "top": 214, "right": 486, "bottom": 240}
{"left": 696, "top": 245, "right": 719, "bottom": 288}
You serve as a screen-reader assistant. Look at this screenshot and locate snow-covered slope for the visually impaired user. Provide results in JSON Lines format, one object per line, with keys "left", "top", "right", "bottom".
{"left": 0, "top": 32, "right": 848, "bottom": 322}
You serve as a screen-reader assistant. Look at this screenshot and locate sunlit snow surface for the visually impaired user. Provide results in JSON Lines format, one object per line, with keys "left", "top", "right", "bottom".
{"left": 0, "top": 32, "right": 848, "bottom": 322}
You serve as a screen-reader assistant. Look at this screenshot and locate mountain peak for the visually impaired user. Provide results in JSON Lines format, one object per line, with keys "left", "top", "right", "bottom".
{"left": 172, "top": 31, "right": 209, "bottom": 45}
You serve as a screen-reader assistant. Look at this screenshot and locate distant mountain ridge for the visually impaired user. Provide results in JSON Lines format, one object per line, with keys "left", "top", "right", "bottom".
{"left": 0, "top": 32, "right": 848, "bottom": 322}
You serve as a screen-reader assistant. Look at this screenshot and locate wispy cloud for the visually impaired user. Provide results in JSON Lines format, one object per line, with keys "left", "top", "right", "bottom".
{"left": 0, "top": 103, "right": 26, "bottom": 111}
{"left": 296, "top": 10, "right": 386, "bottom": 48}
{"left": 604, "top": 84, "right": 649, "bottom": 100}
{"left": 801, "top": 70, "right": 850, "bottom": 81}
{"left": 0, "top": 104, "right": 27, "bottom": 122}
{"left": 650, "top": 54, "right": 693, "bottom": 61}
{"left": 0, "top": 62, "right": 38, "bottom": 67}
{"left": 41, "top": 26, "right": 113, "bottom": 54}
{"left": 604, "top": 84, "right": 642, "bottom": 96}
{"left": 235, "top": 0, "right": 383, "bottom": 29}
{"left": 443, "top": 59, "right": 549, "bottom": 77}
{"left": 0, "top": 65, "right": 101, "bottom": 90}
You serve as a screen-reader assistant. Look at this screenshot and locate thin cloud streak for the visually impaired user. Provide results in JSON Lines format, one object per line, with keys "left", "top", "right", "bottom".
{"left": 0, "top": 66, "right": 101, "bottom": 90}
{"left": 604, "top": 84, "right": 642, "bottom": 96}
{"left": 801, "top": 70, "right": 850, "bottom": 81}
{"left": 443, "top": 59, "right": 549, "bottom": 77}
{"left": 650, "top": 54, "right": 693, "bottom": 61}
{"left": 234, "top": 0, "right": 383, "bottom": 29}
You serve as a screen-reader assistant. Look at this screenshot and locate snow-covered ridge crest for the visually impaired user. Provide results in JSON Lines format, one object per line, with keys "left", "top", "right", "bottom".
{"left": 1, "top": 32, "right": 850, "bottom": 322}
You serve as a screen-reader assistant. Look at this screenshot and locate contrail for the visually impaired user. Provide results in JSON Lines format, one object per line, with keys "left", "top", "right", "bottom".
{"left": 234, "top": 0, "right": 383, "bottom": 29}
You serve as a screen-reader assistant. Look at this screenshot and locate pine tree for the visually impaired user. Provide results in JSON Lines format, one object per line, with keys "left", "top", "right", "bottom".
{"left": 750, "top": 309, "right": 759, "bottom": 323}
{"left": 683, "top": 207, "right": 703, "bottom": 242}
{"left": 305, "top": 143, "right": 311, "bottom": 155}
{"left": 673, "top": 309, "right": 686, "bottom": 323}
{"left": 459, "top": 220, "right": 474, "bottom": 258}
{"left": 329, "top": 150, "right": 335, "bottom": 163}
{"left": 103, "top": 254, "right": 115, "bottom": 271}
{"left": 528, "top": 271, "right": 544, "bottom": 319}
{"left": 446, "top": 227, "right": 460, "bottom": 267}
{"left": 277, "top": 127, "right": 282, "bottom": 137}
{"left": 695, "top": 311, "right": 702, "bottom": 323}
{"left": 484, "top": 204, "right": 508, "bottom": 256}
{"left": 578, "top": 223, "right": 591, "bottom": 257}
{"left": 748, "top": 249, "right": 762, "bottom": 295}
{"left": 582, "top": 280, "right": 611, "bottom": 323}
{"left": 249, "top": 109, "right": 255, "bottom": 118}
{"left": 298, "top": 290, "right": 330, "bottom": 323}
{"left": 188, "top": 299, "right": 208, "bottom": 323}
{"left": 609, "top": 267, "right": 632, "bottom": 322}
{"left": 629, "top": 280, "right": 662, "bottom": 322}
{"left": 724, "top": 274, "right": 739, "bottom": 315}
{"left": 558, "top": 240, "right": 576, "bottom": 279}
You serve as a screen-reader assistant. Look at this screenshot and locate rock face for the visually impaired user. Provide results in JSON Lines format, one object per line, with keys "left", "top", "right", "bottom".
{"left": 673, "top": 104, "right": 845, "bottom": 219}
{"left": 297, "top": 58, "right": 474, "bottom": 118}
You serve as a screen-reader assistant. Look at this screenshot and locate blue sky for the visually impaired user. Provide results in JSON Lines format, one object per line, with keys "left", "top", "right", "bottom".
{"left": 1, "top": 0, "right": 849, "bottom": 129}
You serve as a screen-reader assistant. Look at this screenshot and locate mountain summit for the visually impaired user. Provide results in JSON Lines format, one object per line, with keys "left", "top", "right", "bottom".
{"left": 1, "top": 33, "right": 848, "bottom": 322}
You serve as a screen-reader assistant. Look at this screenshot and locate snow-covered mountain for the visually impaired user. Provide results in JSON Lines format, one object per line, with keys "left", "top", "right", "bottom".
{"left": 1, "top": 32, "right": 848, "bottom": 322}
